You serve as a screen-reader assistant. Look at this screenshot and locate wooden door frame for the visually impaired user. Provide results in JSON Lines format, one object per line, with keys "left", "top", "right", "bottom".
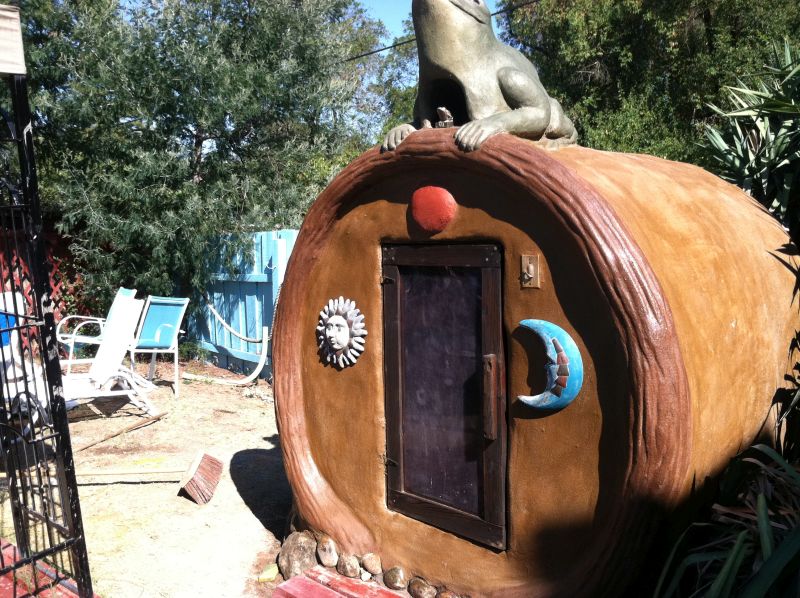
{"left": 381, "top": 243, "right": 507, "bottom": 549}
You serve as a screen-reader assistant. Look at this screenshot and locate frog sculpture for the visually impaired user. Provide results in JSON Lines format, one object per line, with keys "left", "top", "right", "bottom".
{"left": 382, "top": 0, "right": 577, "bottom": 152}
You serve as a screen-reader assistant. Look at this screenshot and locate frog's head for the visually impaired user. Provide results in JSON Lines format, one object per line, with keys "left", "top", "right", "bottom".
{"left": 412, "top": 0, "right": 496, "bottom": 66}
{"left": 413, "top": 0, "right": 492, "bottom": 27}
{"left": 446, "top": 0, "right": 491, "bottom": 24}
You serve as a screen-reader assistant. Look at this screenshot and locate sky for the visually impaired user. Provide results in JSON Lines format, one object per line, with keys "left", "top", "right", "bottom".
{"left": 361, "top": 0, "right": 501, "bottom": 41}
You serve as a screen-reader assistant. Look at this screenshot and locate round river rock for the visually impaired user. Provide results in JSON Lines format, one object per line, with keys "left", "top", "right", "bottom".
{"left": 408, "top": 577, "right": 437, "bottom": 598}
{"left": 337, "top": 554, "right": 360, "bottom": 578}
{"left": 361, "top": 552, "right": 382, "bottom": 575}
{"left": 316, "top": 535, "right": 339, "bottom": 568}
{"left": 277, "top": 531, "right": 317, "bottom": 579}
{"left": 384, "top": 566, "right": 408, "bottom": 590}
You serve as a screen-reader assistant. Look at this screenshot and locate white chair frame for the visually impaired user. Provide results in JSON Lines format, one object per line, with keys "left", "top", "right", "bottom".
{"left": 56, "top": 287, "right": 137, "bottom": 375}
{"left": 60, "top": 294, "right": 157, "bottom": 415}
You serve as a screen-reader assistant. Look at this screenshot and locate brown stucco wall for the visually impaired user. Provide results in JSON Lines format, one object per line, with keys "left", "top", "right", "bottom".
{"left": 297, "top": 179, "right": 618, "bottom": 591}
{"left": 551, "top": 148, "right": 796, "bottom": 494}
{"left": 273, "top": 130, "right": 796, "bottom": 597}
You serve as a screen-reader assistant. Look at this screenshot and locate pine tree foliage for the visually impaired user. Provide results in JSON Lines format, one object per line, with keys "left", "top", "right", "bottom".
{"left": 18, "top": 0, "right": 384, "bottom": 307}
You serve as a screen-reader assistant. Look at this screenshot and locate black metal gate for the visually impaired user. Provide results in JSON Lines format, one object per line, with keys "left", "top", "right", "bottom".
{"left": 0, "top": 72, "right": 93, "bottom": 596}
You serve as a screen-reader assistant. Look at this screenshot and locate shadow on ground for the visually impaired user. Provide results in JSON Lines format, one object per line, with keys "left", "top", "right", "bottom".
{"left": 230, "top": 434, "right": 292, "bottom": 540}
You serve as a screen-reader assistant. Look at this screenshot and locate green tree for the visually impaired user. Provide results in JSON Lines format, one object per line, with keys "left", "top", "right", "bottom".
{"left": 18, "top": 0, "right": 385, "bottom": 308}
{"left": 373, "top": 17, "right": 417, "bottom": 138}
{"left": 497, "top": 0, "right": 800, "bottom": 162}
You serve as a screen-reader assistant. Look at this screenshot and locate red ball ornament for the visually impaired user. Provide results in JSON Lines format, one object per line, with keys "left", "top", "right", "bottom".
{"left": 410, "top": 186, "right": 458, "bottom": 233}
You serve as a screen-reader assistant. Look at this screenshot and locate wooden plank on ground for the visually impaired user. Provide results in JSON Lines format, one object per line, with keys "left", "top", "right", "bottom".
{"left": 274, "top": 574, "right": 342, "bottom": 598}
{"left": 305, "top": 566, "right": 405, "bottom": 598}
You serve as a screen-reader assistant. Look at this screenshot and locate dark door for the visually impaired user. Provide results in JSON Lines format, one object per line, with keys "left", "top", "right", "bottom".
{"left": 382, "top": 244, "right": 506, "bottom": 549}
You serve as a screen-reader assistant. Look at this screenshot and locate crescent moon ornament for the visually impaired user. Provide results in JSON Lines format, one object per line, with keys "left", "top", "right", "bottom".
{"left": 518, "top": 319, "right": 584, "bottom": 411}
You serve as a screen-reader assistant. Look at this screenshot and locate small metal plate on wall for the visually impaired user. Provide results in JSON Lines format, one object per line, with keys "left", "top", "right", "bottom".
{"left": 521, "top": 254, "right": 541, "bottom": 289}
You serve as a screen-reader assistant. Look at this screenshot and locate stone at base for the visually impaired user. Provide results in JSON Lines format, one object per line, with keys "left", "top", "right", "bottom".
{"left": 337, "top": 554, "right": 360, "bottom": 578}
{"left": 317, "top": 535, "right": 340, "bottom": 568}
{"left": 360, "top": 569, "right": 372, "bottom": 582}
{"left": 278, "top": 531, "right": 318, "bottom": 580}
{"left": 361, "top": 553, "right": 382, "bottom": 575}
{"left": 408, "top": 577, "right": 437, "bottom": 598}
{"left": 383, "top": 566, "right": 408, "bottom": 590}
{"left": 437, "top": 590, "right": 460, "bottom": 598}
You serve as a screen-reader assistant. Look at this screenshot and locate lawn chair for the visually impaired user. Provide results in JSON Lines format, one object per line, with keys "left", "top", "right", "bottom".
{"left": 61, "top": 293, "right": 157, "bottom": 415}
{"left": 56, "top": 287, "right": 137, "bottom": 374}
{"left": 129, "top": 296, "right": 190, "bottom": 398}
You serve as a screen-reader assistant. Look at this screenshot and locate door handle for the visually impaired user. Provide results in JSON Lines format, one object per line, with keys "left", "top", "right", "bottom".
{"left": 483, "top": 354, "right": 498, "bottom": 441}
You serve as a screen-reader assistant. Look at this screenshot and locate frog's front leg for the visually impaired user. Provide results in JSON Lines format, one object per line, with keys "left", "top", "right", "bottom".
{"left": 455, "top": 67, "right": 553, "bottom": 151}
{"left": 455, "top": 112, "right": 518, "bottom": 152}
{"left": 382, "top": 124, "right": 417, "bottom": 152}
{"left": 381, "top": 81, "right": 437, "bottom": 152}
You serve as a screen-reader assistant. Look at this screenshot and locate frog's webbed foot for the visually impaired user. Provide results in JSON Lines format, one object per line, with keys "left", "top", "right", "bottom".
{"left": 381, "top": 124, "right": 417, "bottom": 152}
{"left": 454, "top": 117, "right": 506, "bottom": 152}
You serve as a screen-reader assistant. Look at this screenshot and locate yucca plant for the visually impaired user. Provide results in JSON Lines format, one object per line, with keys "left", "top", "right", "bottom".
{"left": 704, "top": 41, "right": 800, "bottom": 241}
{"left": 655, "top": 445, "right": 800, "bottom": 597}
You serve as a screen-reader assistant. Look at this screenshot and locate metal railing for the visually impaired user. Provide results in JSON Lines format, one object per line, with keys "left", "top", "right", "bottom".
{"left": 0, "top": 74, "right": 93, "bottom": 596}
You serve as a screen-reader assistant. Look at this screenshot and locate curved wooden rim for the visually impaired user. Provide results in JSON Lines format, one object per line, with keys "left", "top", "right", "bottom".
{"left": 273, "top": 129, "right": 692, "bottom": 593}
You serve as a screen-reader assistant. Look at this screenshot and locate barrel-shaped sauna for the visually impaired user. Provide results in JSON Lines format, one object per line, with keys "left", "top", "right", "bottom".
{"left": 273, "top": 129, "right": 796, "bottom": 596}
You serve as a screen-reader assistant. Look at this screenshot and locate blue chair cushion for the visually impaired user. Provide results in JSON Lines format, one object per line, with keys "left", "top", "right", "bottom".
{"left": 0, "top": 312, "right": 15, "bottom": 348}
{"left": 134, "top": 297, "right": 189, "bottom": 350}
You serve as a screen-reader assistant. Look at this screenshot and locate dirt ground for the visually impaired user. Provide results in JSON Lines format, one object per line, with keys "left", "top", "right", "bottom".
{"left": 47, "top": 361, "right": 291, "bottom": 597}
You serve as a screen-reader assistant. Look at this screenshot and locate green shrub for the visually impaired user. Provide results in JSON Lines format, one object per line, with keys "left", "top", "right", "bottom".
{"left": 178, "top": 341, "right": 209, "bottom": 363}
{"left": 656, "top": 446, "right": 800, "bottom": 597}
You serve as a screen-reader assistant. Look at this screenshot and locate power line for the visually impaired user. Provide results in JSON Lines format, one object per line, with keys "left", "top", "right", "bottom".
{"left": 342, "top": 0, "right": 540, "bottom": 63}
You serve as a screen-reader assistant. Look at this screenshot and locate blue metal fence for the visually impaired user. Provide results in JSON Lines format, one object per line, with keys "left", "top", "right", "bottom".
{"left": 193, "top": 229, "right": 298, "bottom": 378}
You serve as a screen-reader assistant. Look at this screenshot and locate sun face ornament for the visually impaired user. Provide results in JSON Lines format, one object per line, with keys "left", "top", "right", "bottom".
{"left": 317, "top": 297, "right": 368, "bottom": 369}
